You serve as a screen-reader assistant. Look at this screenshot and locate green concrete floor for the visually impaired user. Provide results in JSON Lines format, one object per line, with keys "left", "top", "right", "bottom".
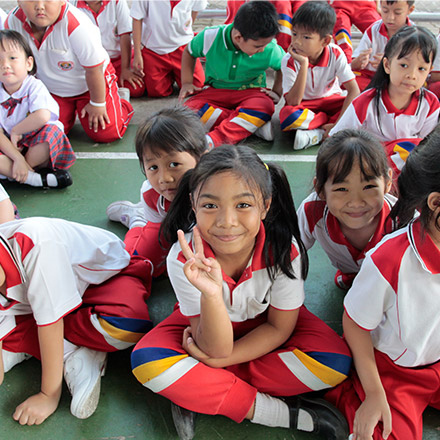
{"left": 1, "top": 118, "right": 439, "bottom": 439}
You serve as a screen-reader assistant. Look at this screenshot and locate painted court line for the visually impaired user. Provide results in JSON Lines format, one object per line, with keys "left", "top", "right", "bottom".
{"left": 75, "top": 152, "right": 317, "bottom": 162}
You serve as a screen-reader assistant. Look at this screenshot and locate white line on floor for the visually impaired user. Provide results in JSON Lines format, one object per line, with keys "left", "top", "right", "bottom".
{"left": 75, "top": 152, "right": 317, "bottom": 162}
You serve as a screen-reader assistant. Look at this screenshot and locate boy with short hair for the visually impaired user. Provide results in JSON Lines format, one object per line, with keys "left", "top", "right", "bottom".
{"left": 179, "top": 0, "right": 285, "bottom": 148}
{"left": 280, "top": 1, "right": 359, "bottom": 150}
{"left": 6, "top": 0, "right": 133, "bottom": 144}
{"left": 351, "top": 0, "right": 415, "bottom": 91}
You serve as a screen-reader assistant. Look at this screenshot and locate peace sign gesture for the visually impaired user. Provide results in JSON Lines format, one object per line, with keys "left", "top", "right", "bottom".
{"left": 177, "top": 228, "right": 223, "bottom": 298}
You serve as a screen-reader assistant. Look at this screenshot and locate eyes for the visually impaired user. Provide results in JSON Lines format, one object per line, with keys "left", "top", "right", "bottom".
{"left": 201, "top": 202, "right": 252, "bottom": 209}
{"left": 332, "top": 183, "right": 378, "bottom": 193}
{"left": 146, "top": 162, "right": 180, "bottom": 172}
{"left": 398, "top": 62, "right": 428, "bottom": 71}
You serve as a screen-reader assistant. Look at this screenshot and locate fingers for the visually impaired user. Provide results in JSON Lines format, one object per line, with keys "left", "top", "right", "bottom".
{"left": 382, "top": 411, "right": 392, "bottom": 439}
{"left": 177, "top": 229, "right": 195, "bottom": 261}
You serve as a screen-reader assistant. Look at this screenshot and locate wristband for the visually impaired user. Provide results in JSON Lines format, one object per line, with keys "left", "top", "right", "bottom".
{"left": 89, "top": 100, "right": 106, "bottom": 107}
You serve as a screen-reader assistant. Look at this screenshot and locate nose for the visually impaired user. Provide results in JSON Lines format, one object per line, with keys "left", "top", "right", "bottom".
{"left": 406, "top": 66, "right": 417, "bottom": 79}
{"left": 347, "top": 191, "right": 365, "bottom": 208}
{"left": 34, "top": 1, "right": 45, "bottom": 10}
{"left": 216, "top": 206, "right": 238, "bottom": 228}
{"left": 158, "top": 168, "right": 173, "bottom": 184}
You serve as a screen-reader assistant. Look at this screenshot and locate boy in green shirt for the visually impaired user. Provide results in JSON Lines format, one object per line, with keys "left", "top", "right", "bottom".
{"left": 179, "top": 1, "right": 285, "bottom": 148}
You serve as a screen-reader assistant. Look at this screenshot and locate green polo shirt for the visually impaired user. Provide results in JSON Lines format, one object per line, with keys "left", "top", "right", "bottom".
{"left": 188, "top": 24, "right": 285, "bottom": 90}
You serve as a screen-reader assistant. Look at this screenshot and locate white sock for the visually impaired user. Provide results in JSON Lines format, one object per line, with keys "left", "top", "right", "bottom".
{"left": 130, "top": 219, "right": 148, "bottom": 229}
{"left": 297, "top": 408, "right": 314, "bottom": 432}
{"left": 24, "top": 171, "right": 43, "bottom": 187}
{"left": 63, "top": 339, "right": 79, "bottom": 362}
{"left": 251, "top": 392, "right": 290, "bottom": 428}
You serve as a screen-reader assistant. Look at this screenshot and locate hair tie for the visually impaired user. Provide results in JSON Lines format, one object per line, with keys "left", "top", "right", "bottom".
{"left": 264, "top": 163, "right": 269, "bottom": 171}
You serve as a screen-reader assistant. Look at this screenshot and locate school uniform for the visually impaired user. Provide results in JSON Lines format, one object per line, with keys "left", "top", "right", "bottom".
{"left": 0, "top": 217, "right": 153, "bottom": 356}
{"left": 0, "top": 184, "right": 9, "bottom": 202}
{"left": 124, "top": 181, "right": 171, "bottom": 278}
{"left": 131, "top": 224, "right": 352, "bottom": 422}
{"left": 329, "top": 0, "right": 380, "bottom": 63}
{"left": 297, "top": 192, "right": 396, "bottom": 289}
{"left": 428, "top": 34, "right": 440, "bottom": 99}
{"left": 329, "top": 87, "right": 440, "bottom": 175}
{"left": 0, "top": 7, "right": 7, "bottom": 29}
{"left": 326, "top": 219, "right": 440, "bottom": 440}
{"left": 6, "top": 2, "right": 133, "bottom": 143}
{"left": 280, "top": 44, "right": 355, "bottom": 131}
{"left": 72, "top": 0, "right": 143, "bottom": 98}
{"left": 185, "top": 23, "right": 285, "bottom": 147}
{"left": 130, "top": 0, "right": 206, "bottom": 97}
{"left": 352, "top": 18, "right": 413, "bottom": 91}
{"left": 0, "top": 75, "right": 75, "bottom": 170}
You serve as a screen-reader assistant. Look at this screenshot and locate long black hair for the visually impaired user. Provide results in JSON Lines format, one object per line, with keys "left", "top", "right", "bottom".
{"left": 161, "top": 145, "right": 308, "bottom": 281}
{"left": 367, "top": 26, "right": 437, "bottom": 136}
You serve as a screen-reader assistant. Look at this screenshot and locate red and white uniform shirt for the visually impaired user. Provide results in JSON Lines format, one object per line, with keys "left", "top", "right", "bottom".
{"left": 167, "top": 224, "right": 304, "bottom": 321}
{"left": 130, "top": 0, "right": 207, "bottom": 55}
{"left": 6, "top": 2, "right": 109, "bottom": 97}
{"left": 282, "top": 44, "right": 355, "bottom": 99}
{"left": 353, "top": 18, "right": 413, "bottom": 72}
{"left": 344, "top": 219, "right": 440, "bottom": 367}
{"left": 0, "top": 75, "right": 63, "bottom": 134}
{"left": 329, "top": 87, "right": 440, "bottom": 142}
{"left": 297, "top": 192, "right": 396, "bottom": 275}
{"left": 140, "top": 180, "right": 171, "bottom": 224}
{"left": 72, "top": 0, "right": 132, "bottom": 59}
{"left": 0, "top": 217, "right": 130, "bottom": 340}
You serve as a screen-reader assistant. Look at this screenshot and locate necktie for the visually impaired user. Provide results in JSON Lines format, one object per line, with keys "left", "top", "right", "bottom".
{"left": 1, "top": 97, "right": 23, "bottom": 117}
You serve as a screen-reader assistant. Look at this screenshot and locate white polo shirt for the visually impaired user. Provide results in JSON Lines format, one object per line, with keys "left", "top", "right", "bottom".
{"left": 329, "top": 87, "right": 440, "bottom": 142}
{"left": 297, "top": 192, "right": 396, "bottom": 275}
{"left": 0, "top": 217, "right": 130, "bottom": 340}
{"left": 344, "top": 219, "right": 440, "bottom": 367}
{"left": 140, "top": 180, "right": 170, "bottom": 224}
{"left": 6, "top": 2, "right": 109, "bottom": 97}
{"left": 72, "top": 0, "right": 132, "bottom": 59}
{"left": 0, "top": 184, "right": 9, "bottom": 203}
{"left": 0, "top": 8, "right": 7, "bottom": 29}
{"left": 167, "top": 224, "right": 304, "bottom": 321}
{"left": 130, "top": 0, "right": 207, "bottom": 55}
{"left": 353, "top": 18, "right": 413, "bottom": 72}
{"left": 0, "top": 75, "right": 62, "bottom": 135}
{"left": 281, "top": 44, "right": 355, "bottom": 100}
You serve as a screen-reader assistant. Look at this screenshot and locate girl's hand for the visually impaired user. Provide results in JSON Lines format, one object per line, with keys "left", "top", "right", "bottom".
{"left": 12, "top": 156, "right": 32, "bottom": 183}
{"left": 352, "top": 392, "right": 392, "bottom": 440}
{"left": 10, "top": 132, "right": 22, "bottom": 149}
{"left": 80, "top": 104, "right": 111, "bottom": 133}
{"left": 177, "top": 227, "right": 223, "bottom": 297}
{"left": 182, "top": 326, "right": 222, "bottom": 367}
{"left": 119, "top": 67, "right": 144, "bottom": 89}
{"left": 13, "top": 391, "right": 60, "bottom": 425}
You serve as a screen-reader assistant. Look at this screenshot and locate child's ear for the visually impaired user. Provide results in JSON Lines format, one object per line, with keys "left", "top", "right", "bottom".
{"left": 261, "top": 198, "right": 272, "bottom": 220}
{"left": 385, "top": 168, "right": 393, "bottom": 193}
{"left": 427, "top": 192, "right": 440, "bottom": 212}
{"left": 383, "top": 57, "right": 391, "bottom": 74}
{"left": 313, "top": 176, "right": 325, "bottom": 199}
{"left": 26, "top": 56, "right": 34, "bottom": 73}
{"left": 231, "top": 29, "right": 244, "bottom": 45}
{"left": 322, "top": 35, "right": 332, "bottom": 47}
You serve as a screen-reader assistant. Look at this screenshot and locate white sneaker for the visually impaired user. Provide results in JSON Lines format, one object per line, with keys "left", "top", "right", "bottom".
{"left": 106, "top": 200, "right": 146, "bottom": 228}
{"left": 254, "top": 121, "right": 274, "bottom": 141}
{"left": 2, "top": 350, "right": 31, "bottom": 373}
{"left": 64, "top": 347, "right": 107, "bottom": 419}
{"left": 293, "top": 129, "right": 324, "bottom": 150}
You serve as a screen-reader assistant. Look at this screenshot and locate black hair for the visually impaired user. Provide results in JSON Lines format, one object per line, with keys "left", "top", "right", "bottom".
{"left": 0, "top": 29, "right": 36, "bottom": 75}
{"left": 367, "top": 26, "right": 437, "bottom": 135}
{"left": 382, "top": 0, "right": 415, "bottom": 6}
{"left": 161, "top": 145, "right": 308, "bottom": 281}
{"left": 315, "top": 129, "right": 391, "bottom": 196}
{"left": 233, "top": 0, "right": 279, "bottom": 40}
{"left": 292, "top": 1, "right": 336, "bottom": 39}
{"left": 390, "top": 129, "right": 440, "bottom": 232}
{"left": 135, "top": 106, "right": 208, "bottom": 175}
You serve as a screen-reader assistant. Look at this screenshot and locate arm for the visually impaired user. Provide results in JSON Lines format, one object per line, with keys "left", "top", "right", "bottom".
{"left": 0, "top": 197, "right": 15, "bottom": 223}
{"left": 132, "top": 18, "right": 144, "bottom": 77}
{"left": 0, "top": 130, "right": 32, "bottom": 183}
{"left": 185, "top": 306, "right": 299, "bottom": 368}
{"left": 332, "top": 79, "right": 360, "bottom": 126}
{"left": 284, "top": 45, "right": 309, "bottom": 106}
{"left": 118, "top": 33, "right": 143, "bottom": 89}
{"left": 13, "top": 319, "right": 64, "bottom": 425}
{"left": 80, "top": 64, "right": 110, "bottom": 132}
{"left": 178, "top": 228, "right": 234, "bottom": 358}
{"left": 191, "top": 11, "right": 199, "bottom": 22}
{"left": 10, "top": 109, "right": 51, "bottom": 148}
{"left": 179, "top": 46, "right": 203, "bottom": 101}
{"left": 343, "top": 311, "right": 392, "bottom": 440}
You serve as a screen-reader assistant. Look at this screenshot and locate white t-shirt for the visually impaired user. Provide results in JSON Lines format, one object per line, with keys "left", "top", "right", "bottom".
{"left": 0, "top": 183, "right": 9, "bottom": 203}
{"left": 0, "top": 75, "right": 62, "bottom": 134}
{"left": 130, "top": 0, "right": 207, "bottom": 55}
{"left": 167, "top": 224, "right": 304, "bottom": 321}
{"left": 6, "top": 2, "right": 109, "bottom": 97}
{"left": 282, "top": 44, "right": 355, "bottom": 100}
{"left": 71, "top": 0, "right": 132, "bottom": 59}
{"left": 345, "top": 219, "right": 440, "bottom": 367}
{"left": 0, "top": 217, "right": 130, "bottom": 339}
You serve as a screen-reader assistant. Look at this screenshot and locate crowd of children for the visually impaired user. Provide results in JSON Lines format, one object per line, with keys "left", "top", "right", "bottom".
{"left": 0, "top": 1, "right": 439, "bottom": 440}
